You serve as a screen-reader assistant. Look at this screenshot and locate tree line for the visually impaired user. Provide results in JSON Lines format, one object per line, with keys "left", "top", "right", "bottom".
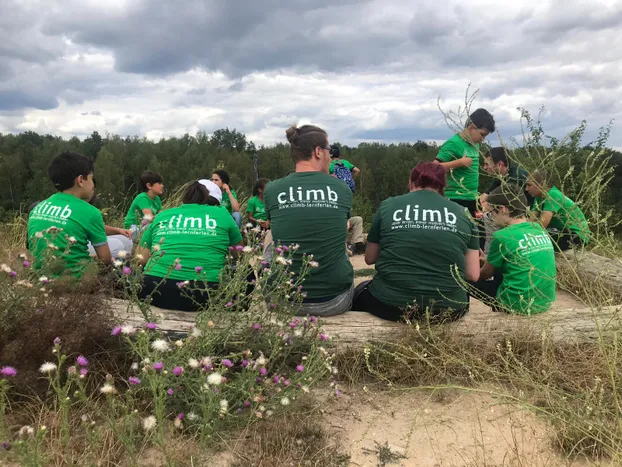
{"left": 1, "top": 124, "right": 622, "bottom": 232}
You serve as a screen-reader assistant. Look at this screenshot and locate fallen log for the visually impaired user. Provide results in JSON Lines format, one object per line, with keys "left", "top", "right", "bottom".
{"left": 556, "top": 250, "right": 622, "bottom": 297}
{"left": 111, "top": 298, "right": 622, "bottom": 347}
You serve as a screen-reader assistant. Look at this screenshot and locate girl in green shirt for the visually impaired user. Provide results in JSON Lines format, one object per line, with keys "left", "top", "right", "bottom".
{"left": 247, "top": 178, "right": 269, "bottom": 229}
{"left": 137, "top": 180, "right": 243, "bottom": 311}
{"left": 211, "top": 170, "right": 242, "bottom": 228}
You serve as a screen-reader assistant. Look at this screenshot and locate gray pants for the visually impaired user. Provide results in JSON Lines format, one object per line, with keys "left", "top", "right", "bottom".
{"left": 347, "top": 216, "right": 365, "bottom": 245}
{"left": 88, "top": 235, "right": 133, "bottom": 259}
{"left": 482, "top": 212, "right": 500, "bottom": 255}
{"left": 293, "top": 284, "right": 354, "bottom": 317}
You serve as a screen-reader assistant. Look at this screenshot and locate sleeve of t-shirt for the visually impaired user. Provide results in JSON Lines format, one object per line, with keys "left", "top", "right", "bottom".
{"left": 141, "top": 222, "right": 154, "bottom": 249}
{"left": 368, "top": 205, "right": 383, "bottom": 243}
{"left": 343, "top": 160, "right": 355, "bottom": 170}
{"left": 541, "top": 192, "right": 561, "bottom": 214}
{"left": 435, "top": 140, "right": 457, "bottom": 162}
{"left": 228, "top": 216, "right": 243, "bottom": 245}
{"left": 486, "top": 235, "right": 504, "bottom": 269}
{"left": 85, "top": 210, "right": 108, "bottom": 247}
{"left": 468, "top": 220, "right": 480, "bottom": 250}
{"left": 231, "top": 190, "right": 239, "bottom": 201}
{"left": 135, "top": 194, "right": 152, "bottom": 211}
{"left": 246, "top": 198, "right": 255, "bottom": 213}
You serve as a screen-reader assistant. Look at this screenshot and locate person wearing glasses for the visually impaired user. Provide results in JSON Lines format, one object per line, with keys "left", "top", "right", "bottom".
{"left": 263, "top": 124, "right": 354, "bottom": 316}
{"left": 472, "top": 185, "right": 556, "bottom": 315}
{"left": 210, "top": 169, "right": 242, "bottom": 228}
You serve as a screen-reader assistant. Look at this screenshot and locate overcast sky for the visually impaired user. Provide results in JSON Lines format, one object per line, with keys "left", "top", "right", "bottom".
{"left": 1, "top": 0, "right": 621, "bottom": 147}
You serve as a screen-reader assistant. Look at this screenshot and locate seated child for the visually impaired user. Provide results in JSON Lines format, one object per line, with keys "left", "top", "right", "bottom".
{"left": 124, "top": 170, "right": 164, "bottom": 239}
{"left": 472, "top": 185, "right": 556, "bottom": 315}
{"left": 526, "top": 170, "right": 590, "bottom": 251}
{"left": 137, "top": 180, "right": 242, "bottom": 311}
{"left": 247, "top": 178, "right": 269, "bottom": 229}
{"left": 27, "top": 152, "right": 112, "bottom": 277}
{"left": 211, "top": 169, "right": 242, "bottom": 228}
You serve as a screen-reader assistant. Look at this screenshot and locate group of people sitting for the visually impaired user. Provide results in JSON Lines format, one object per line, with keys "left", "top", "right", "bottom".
{"left": 26, "top": 110, "right": 590, "bottom": 321}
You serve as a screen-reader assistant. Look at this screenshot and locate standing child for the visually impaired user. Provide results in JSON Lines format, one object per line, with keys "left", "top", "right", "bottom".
{"left": 124, "top": 171, "right": 164, "bottom": 239}
{"left": 247, "top": 178, "right": 270, "bottom": 229}
{"left": 329, "top": 145, "right": 359, "bottom": 192}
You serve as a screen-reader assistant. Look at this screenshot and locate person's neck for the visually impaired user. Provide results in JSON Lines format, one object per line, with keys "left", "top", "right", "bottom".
{"left": 508, "top": 216, "right": 527, "bottom": 225}
{"left": 411, "top": 187, "right": 438, "bottom": 194}
{"left": 146, "top": 190, "right": 157, "bottom": 199}
{"left": 258, "top": 193, "right": 264, "bottom": 201}
{"left": 458, "top": 129, "right": 475, "bottom": 146}
{"left": 296, "top": 161, "right": 324, "bottom": 173}
{"left": 62, "top": 187, "right": 86, "bottom": 200}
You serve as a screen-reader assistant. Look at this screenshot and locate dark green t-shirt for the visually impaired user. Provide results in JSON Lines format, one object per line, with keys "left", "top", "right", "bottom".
{"left": 247, "top": 196, "right": 267, "bottom": 221}
{"left": 368, "top": 190, "right": 479, "bottom": 310}
{"left": 124, "top": 192, "right": 163, "bottom": 228}
{"left": 265, "top": 172, "right": 353, "bottom": 299}
{"left": 221, "top": 189, "right": 238, "bottom": 214}
{"left": 485, "top": 164, "right": 534, "bottom": 206}
{"left": 436, "top": 133, "right": 480, "bottom": 200}
{"left": 487, "top": 222, "right": 557, "bottom": 315}
{"left": 141, "top": 204, "right": 242, "bottom": 282}
{"left": 28, "top": 192, "right": 108, "bottom": 277}
{"left": 532, "top": 186, "right": 590, "bottom": 243}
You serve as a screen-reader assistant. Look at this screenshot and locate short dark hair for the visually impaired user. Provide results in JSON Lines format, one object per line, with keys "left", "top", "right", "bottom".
{"left": 529, "top": 169, "right": 552, "bottom": 190}
{"left": 47, "top": 151, "right": 94, "bottom": 192}
{"left": 285, "top": 124, "right": 328, "bottom": 164}
{"left": 140, "top": 170, "right": 163, "bottom": 192}
{"left": 253, "top": 178, "right": 269, "bottom": 196}
{"left": 329, "top": 145, "right": 340, "bottom": 159}
{"left": 212, "top": 169, "right": 230, "bottom": 185}
{"left": 487, "top": 184, "right": 528, "bottom": 216}
{"left": 467, "top": 108, "right": 495, "bottom": 133}
{"left": 487, "top": 147, "right": 509, "bottom": 166}
{"left": 182, "top": 181, "right": 220, "bottom": 206}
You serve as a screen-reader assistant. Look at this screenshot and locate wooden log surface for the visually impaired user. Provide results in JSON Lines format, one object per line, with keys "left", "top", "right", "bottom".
{"left": 556, "top": 250, "right": 622, "bottom": 293}
{"left": 111, "top": 298, "right": 622, "bottom": 346}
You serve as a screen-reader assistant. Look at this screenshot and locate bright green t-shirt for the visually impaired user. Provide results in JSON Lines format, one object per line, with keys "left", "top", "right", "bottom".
{"left": 265, "top": 172, "right": 353, "bottom": 300}
{"left": 368, "top": 190, "right": 480, "bottom": 310}
{"left": 532, "top": 186, "right": 590, "bottom": 243}
{"left": 27, "top": 192, "right": 108, "bottom": 277}
{"left": 487, "top": 222, "right": 557, "bottom": 315}
{"left": 141, "top": 204, "right": 242, "bottom": 282}
{"left": 435, "top": 133, "right": 480, "bottom": 200}
{"left": 247, "top": 196, "right": 267, "bottom": 221}
{"left": 124, "top": 192, "right": 163, "bottom": 228}
{"left": 221, "top": 189, "right": 238, "bottom": 214}
{"left": 329, "top": 159, "right": 354, "bottom": 174}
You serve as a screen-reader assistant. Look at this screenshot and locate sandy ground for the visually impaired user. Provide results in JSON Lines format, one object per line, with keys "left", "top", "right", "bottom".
{"left": 321, "top": 386, "right": 603, "bottom": 467}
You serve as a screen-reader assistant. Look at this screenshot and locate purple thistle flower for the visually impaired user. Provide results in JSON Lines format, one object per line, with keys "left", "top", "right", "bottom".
{"left": 1, "top": 441, "right": 11, "bottom": 451}
{"left": 283, "top": 246, "right": 290, "bottom": 252}
{"left": 309, "top": 316, "right": 317, "bottom": 323}
{"left": 111, "top": 326, "right": 122, "bottom": 336}
{"left": 80, "top": 368, "right": 88, "bottom": 377}
{"left": 235, "top": 245, "right": 244, "bottom": 251}
{"left": 214, "top": 387, "right": 220, "bottom": 394}
{"left": 122, "top": 266, "right": 132, "bottom": 275}
{"left": 167, "top": 388, "right": 174, "bottom": 396}
{"left": 261, "top": 261, "right": 268, "bottom": 266}
{"left": 252, "top": 323, "right": 261, "bottom": 330}
{"left": 284, "top": 379, "right": 291, "bottom": 387}
{"left": 128, "top": 376, "right": 141, "bottom": 385}
{"left": 53, "top": 337, "right": 61, "bottom": 345}
{"left": 76, "top": 355, "right": 88, "bottom": 367}
{"left": 9, "top": 271, "right": 17, "bottom": 278}
{"left": 259, "top": 367, "right": 267, "bottom": 376}
{"left": 177, "top": 412, "right": 184, "bottom": 420}
{"left": 175, "top": 263, "right": 182, "bottom": 270}
{"left": 241, "top": 359, "right": 249, "bottom": 368}
{"left": 145, "top": 322, "right": 158, "bottom": 330}
{"left": 176, "top": 281, "right": 185, "bottom": 288}
{"left": 225, "top": 301, "right": 233, "bottom": 307}
{"left": 173, "top": 366, "right": 184, "bottom": 376}
{"left": 221, "top": 359, "right": 233, "bottom": 368}
{"left": 243, "top": 400, "right": 251, "bottom": 408}
{"left": 269, "top": 303, "right": 277, "bottom": 310}
{"left": 0, "top": 366, "right": 17, "bottom": 377}
{"left": 297, "top": 383, "right": 302, "bottom": 389}
{"left": 296, "top": 365, "right": 304, "bottom": 373}
{"left": 335, "top": 389, "right": 342, "bottom": 397}
{"left": 256, "top": 377, "right": 263, "bottom": 384}
{"left": 319, "top": 333, "right": 328, "bottom": 341}
{"left": 289, "top": 322, "right": 297, "bottom": 328}
{"left": 195, "top": 266, "right": 203, "bottom": 273}
{"left": 273, "top": 376, "right": 280, "bottom": 384}
{"left": 203, "top": 364, "right": 213, "bottom": 372}
{"left": 153, "top": 362, "right": 164, "bottom": 371}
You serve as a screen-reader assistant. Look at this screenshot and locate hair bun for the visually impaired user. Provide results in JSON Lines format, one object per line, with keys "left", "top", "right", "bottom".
{"left": 285, "top": 125, "right": 300, "bottom": 144}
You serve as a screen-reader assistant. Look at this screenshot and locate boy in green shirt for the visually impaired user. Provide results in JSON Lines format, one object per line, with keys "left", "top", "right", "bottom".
{"left": 473, "top": 185, "right": 557, "bottom": 315}
{"left": 247, "top": 178, "right": 269, "bottom": 229}
{"left": 27, "top": 152, "right": 112, "bottom": 277}
{"left": 434, "top": 108, "right": 496, "bottom": 217}
{"left": 526, "top": 170, "right": 590, "bottom": 251}
{"left": 124, "top": 170, "right": 164, "bottom": 239}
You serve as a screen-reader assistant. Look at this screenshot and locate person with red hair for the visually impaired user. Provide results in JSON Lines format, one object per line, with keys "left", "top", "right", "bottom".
{"left": 351, "top": 161, "right": 481, "bottom": 322}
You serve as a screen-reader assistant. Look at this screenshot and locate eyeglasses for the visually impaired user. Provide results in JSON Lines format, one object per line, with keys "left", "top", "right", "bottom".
{"left": 319, "top": 145, "right": 331, "bottom": 151}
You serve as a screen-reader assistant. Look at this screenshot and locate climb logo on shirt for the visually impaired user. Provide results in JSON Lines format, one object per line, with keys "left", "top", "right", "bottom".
{"left": 391, "top": 203, "right": 460, "bottom": 233}
{"left": 276, "top": 185, "right": 339, "bottom": 209}
{"left": 154, "top": 214, "right": 218, "bottom": 236}
{"left": 30, "top": 201, "right": 73, "bottom": 224}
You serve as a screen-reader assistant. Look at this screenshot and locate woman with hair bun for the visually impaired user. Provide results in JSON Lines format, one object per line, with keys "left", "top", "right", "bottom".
{"left": 352, "top": 161, "right": 481, "bottom": 322}
{"left": 137, "top": 179, "right": 243, "bottom": 311}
